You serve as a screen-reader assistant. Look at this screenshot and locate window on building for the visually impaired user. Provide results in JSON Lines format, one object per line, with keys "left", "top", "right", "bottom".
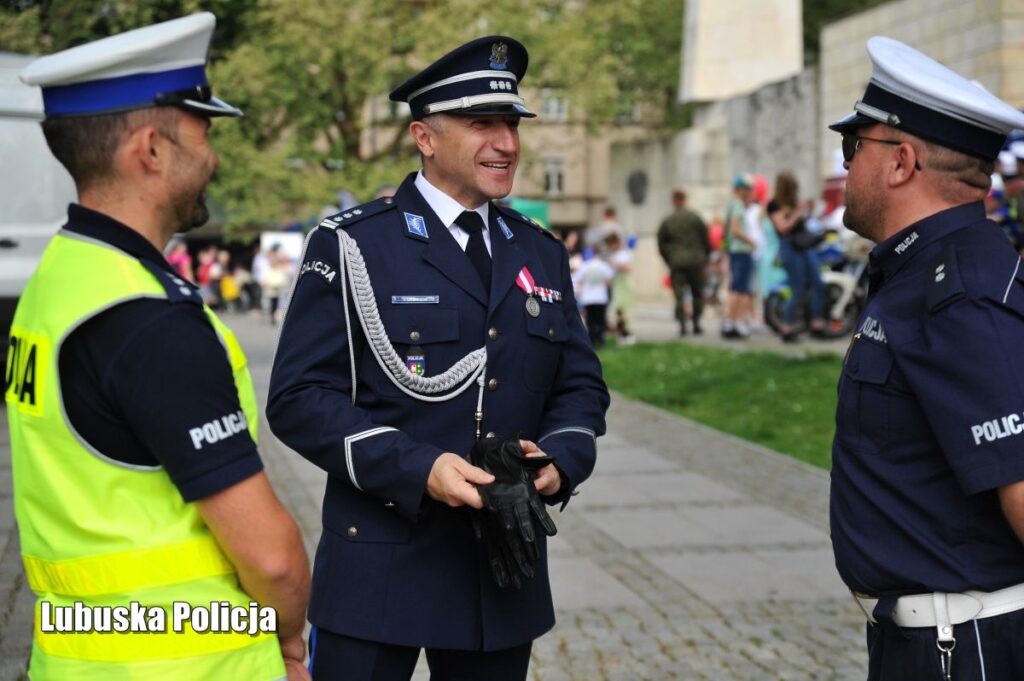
{"left": 543, "top": 157, "right": 565, "bottom": 197}
{"left": 540, "top": 88, "right": 568, "bottom": 122}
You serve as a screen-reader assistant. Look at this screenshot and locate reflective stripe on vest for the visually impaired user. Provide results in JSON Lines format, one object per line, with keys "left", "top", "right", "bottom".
{"left": 23, "top": 536, "right": 233, "bottom": 596}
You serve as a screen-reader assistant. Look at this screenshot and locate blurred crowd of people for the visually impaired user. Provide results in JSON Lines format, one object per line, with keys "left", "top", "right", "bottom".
{"left": 164, "top": 170, "right": 862, "bottom": 350}
{"left": 988, "top": 140, "right": 1024, "bottom": 253}
{"left": 658, "top": 171, "right": 857, "bottom": 344}
{"left": 559, "top": 209, "right": 637, "bottom": 349}
{"left": 164, "top": 239, "right": 296, "bottom": 325}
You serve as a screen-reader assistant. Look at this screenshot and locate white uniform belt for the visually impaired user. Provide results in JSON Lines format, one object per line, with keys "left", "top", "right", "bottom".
{"left": 854, "top": 582, "right": 1024, "bottom": 628}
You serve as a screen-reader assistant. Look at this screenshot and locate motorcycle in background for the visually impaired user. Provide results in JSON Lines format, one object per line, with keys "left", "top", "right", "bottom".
{"left": 762, "top": 229, "right": 871, "bottom": 339}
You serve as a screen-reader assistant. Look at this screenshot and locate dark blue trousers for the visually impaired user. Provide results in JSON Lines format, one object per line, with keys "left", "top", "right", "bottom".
{"left": 309, "top": 626, "right": 532, "bottom": 681}
{"left": 866, "top": 607, "right": 1024, "bottom": 680}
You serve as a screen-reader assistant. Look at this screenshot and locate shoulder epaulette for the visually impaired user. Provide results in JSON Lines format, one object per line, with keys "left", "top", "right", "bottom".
{"left": 496, "top": 205, "right": 558, "bottom": 241}
{"left": 317, "top": 196, "right": 397, "bottom": 231}
{"left": 139, "top": 259, "right": 202, "bottom": 305}
{"left": 926, "top": 245, "right": 965, "bottom": 312}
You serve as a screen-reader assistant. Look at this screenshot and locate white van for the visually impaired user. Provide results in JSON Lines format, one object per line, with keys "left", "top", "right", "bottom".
{"left": 0, "top": 52, "right": 76, "bottom": 350}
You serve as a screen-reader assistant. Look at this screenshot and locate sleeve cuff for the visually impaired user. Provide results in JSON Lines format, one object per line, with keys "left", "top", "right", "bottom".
{"left": 956, "top": 455, "right": 1024, "bottom": 496}
{"left": 176, "top": 451, "right": 264, "bottom": 502}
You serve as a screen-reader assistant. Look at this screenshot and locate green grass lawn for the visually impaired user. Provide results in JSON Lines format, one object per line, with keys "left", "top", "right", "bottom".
{"left": 598, "top": 342, "right": 843, "bottom": 469}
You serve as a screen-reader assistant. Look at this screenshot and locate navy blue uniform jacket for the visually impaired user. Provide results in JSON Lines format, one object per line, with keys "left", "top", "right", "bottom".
{"left": 267, "top": 174, "right": 609, "bottom": 651}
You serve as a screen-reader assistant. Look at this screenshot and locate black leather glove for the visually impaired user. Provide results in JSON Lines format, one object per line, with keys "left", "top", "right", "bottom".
{"left": 470, "top": 437, "right": 558, "bottom": 589}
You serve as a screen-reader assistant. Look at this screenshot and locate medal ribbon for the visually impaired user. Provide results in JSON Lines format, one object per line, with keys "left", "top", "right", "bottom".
{"left": 515, "top": 266, "right": 536, "bottom": 295}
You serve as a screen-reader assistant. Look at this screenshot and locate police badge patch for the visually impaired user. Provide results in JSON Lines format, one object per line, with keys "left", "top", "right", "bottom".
{"left": 406, "top": 351, "right": 426, "bottom": 376}
{"left": 489, "top": 42, "right": 508, "bottom": 70}
{"left": 404, "top": 212, "right": 429, "bottom": 239}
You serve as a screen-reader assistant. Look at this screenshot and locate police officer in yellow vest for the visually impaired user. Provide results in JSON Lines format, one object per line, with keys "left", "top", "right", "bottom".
{"left": 6, "top": 13, "right": 311, "bottom": 680}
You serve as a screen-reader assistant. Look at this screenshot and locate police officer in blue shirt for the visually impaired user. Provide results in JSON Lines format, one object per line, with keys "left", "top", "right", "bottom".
{"left": 267, "top": 36, "right": 609, "bottom": 681}
{"left": 830, "top": 37, "right": 1024, "bottom": 680}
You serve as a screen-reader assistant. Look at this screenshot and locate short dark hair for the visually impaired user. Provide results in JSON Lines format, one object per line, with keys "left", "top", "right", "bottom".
{"left": 672, "top": 189, "right": 686, "bottom": 203}
{"left": 41, "top": 107, "right": 181, "bottom": 190}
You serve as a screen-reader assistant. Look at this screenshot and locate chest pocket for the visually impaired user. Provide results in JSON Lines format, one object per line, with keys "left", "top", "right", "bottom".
{"left": 365, "top": 307, "right": 461, "bottom": 397}
{"left": 380, "top": 307, "right": 460, "bottom": 346}
{"left": 523, "top": 305, "right": 568, "bottom": 393}
{"left": 839, "top": 338, "right": 895, "bottom": 451}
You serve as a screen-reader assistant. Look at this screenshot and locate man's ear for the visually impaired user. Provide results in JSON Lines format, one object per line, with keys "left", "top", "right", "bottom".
{"left": 120, "top": 125, "right": 169, "bottom": 176}
{"left": 889, "top": 142, "right": 920, "bottom": 188}
{"left": 409, "top": 121, "right": 436, "bottom": 158}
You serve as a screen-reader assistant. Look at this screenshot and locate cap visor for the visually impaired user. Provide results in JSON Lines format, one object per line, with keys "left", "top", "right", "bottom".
{"left": 179, "top": 95, "right": 243, "bottom": 118}
{"left": 828, "top": 111, "right": 872, "bottom": 134}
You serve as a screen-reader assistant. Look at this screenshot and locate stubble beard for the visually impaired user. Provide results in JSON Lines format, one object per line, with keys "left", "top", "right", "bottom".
{"left": 843, "top": 182, "right": 886, "bottom": 243}
{"left": 170, "top": 154, "right": 214, "bottom": 234}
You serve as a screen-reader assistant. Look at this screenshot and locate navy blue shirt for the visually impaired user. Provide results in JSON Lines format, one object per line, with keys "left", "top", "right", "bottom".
{"left": 59, "top": 205, "right": 263, "bottom": 501}
{"left": 831, "top": 201, "right": 1024, "bottom": 596}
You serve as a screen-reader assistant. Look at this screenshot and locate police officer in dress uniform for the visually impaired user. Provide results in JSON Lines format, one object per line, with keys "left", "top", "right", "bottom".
{"left": 829, "top": 38, "right": 1024, "bottom": 680}
{"left": 6, "top": 14, "right": 310, "bottom": 680}
{"left": 267, "top": 36, "right": 610, "bottom": 681}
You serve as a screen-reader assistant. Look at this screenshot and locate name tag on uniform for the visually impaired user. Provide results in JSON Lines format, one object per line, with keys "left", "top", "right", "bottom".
{"left": 497, "top": 215, "right": 513, "bottom": 240}
{"left": 391, "top": 295, "right": 439, "bottom": 304}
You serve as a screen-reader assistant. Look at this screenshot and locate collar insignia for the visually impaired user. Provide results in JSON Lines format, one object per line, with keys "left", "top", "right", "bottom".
{"left": 404, "top": 212, "right": 429, "bottom": 240}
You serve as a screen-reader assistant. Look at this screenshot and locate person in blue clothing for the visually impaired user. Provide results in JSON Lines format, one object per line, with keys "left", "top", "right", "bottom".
{"left": 829, "top": 37, "right": 1024, "bottom": 680}
{"left": 267, "top": 35, "right": 609, "bottom": 681}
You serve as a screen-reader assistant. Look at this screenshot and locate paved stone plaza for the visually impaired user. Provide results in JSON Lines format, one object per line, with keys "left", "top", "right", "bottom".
{"left": 0, "top": 309, "right": 866, "bottom": 680}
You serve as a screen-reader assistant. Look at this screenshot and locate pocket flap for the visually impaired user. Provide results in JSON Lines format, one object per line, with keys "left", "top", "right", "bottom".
{"left": 323, "top": 479, "right": 412, "bottom": 544}
{"left": 380, "top": 307, "right": 460, "bottom": 344}
{"left": 525, "top": 306, "right": 568, "bottom": 342}
{"left": 844, "top": 339, "right": 893, "bottom": 385}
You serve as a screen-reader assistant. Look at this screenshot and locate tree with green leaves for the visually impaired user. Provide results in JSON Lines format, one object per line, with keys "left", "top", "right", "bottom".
{"left": 2, "top": 0, "right": 687, "bottom": 235}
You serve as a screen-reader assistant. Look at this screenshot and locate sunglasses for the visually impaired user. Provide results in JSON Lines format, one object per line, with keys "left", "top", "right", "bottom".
{"left": 841, "top": 134, "right": 903, "bottom": 162}
{"left": 841, "top": 134, "right": 924, "bottom": 172}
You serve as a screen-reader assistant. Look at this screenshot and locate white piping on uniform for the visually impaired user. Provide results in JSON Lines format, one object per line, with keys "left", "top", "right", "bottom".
{"left": 409, "top": 70, "right": 517, "bottom": 101}
{"left": 344, "top": 427, "right": 396, "bottom": 491}
{"left": 974, "top": 619, "right": 987, "bottom": 681}
{"left": 424, "top": 93, "right": 527, "bottom": 115}
{"left": 1002, "top": 257, "right": 1020, "bottom": 303}
{"left": 538, "top": 427, "right": 596, "bottom": 444}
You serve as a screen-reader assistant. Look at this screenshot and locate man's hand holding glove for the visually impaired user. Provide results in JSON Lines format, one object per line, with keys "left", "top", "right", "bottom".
{"left": 469, "top": 437, "right": 558, "bottom": 589}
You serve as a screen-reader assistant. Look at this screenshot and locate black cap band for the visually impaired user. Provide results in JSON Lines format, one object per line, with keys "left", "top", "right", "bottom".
{"left": 862, "top": 83, "right": 1005, "bottom": 160}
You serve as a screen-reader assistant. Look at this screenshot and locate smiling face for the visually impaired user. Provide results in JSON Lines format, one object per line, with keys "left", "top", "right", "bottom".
{"left": 414, "top": 113, "right": 521, "bottom": 208}
{"left": 165, "top": 111, "right": 219, "bottom": 232}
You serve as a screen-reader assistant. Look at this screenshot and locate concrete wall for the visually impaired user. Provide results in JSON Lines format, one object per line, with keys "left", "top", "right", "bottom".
{"left": 819, "top": 0, "right": 1024, "bottom": 177}
{"left": 681, "top": 0, "right": 803, "bottom": 102}
{"left": 609, "top": 68, "right": 820, "bottom": 301}
{"left": 617, "top": 0, "right": 1024, "bottom": 302}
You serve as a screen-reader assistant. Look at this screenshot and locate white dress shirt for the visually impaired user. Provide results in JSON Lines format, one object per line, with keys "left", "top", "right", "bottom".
{"left": 415, "top": 171, "right": 492, "bottom": 255}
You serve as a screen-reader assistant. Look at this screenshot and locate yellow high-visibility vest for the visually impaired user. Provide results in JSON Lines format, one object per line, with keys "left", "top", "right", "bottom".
{"left": 5, "top": 230, "right": 285, "bottom": 680}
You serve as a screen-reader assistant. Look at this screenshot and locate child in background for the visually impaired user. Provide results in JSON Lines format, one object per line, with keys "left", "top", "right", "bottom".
{"left": 604, "top": 232, "right": 636, "bottom": 344}
{"left": 573, "top": 248, "right": 615, "bottom": 348}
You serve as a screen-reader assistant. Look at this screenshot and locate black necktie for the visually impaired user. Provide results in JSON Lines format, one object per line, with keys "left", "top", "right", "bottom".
{"left": 455, "top": 211, "right": 491, "bottom": 292}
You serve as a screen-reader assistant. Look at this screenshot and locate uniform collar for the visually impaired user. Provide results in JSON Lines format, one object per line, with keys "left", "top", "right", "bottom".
{"left": 64, "top": 203, "right": 176, "bottom": 275}
{"left": 414, "top": 170, "right": 490, "bottom": 228}
{"left": 868, "top": 201, "right": 985, "bottom": 284}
